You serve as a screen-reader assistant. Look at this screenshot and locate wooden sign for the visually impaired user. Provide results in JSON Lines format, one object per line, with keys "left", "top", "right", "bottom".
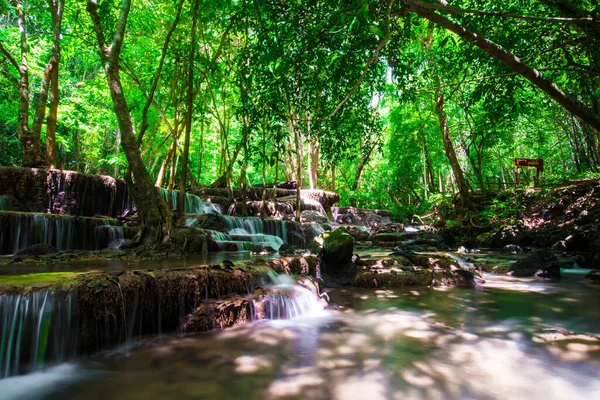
{"left": 515, "top": 158, "right": 544, "bottom": 185}
{"left": 515, "top": 158, "right": 544, "bottom": 172}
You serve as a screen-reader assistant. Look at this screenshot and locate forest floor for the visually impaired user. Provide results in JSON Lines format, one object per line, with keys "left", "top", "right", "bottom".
{"left": 437, "top": 178, "right": 600, "bottom": 268}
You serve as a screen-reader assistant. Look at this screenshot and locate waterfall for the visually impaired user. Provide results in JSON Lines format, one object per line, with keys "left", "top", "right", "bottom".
{"left": 253, "top": 274, "right": 326, "bottom": 320}
{"left": 0, "top": 212, "right": 124, "bottom": 255}
{"left": 0, "top": 196, "right": 12, "bottom": 211}
{"left": 221, "top": 216, "right": 290, "bottom": 251}
{"left": 158, "top": 188, "right": 221, "bottom": 215}
{"left": 302, "top": 197, "right": 327, "bottom": 216}
{"left": 0, "top": 291, "right": 78, "bottom": 378}
{"left": 95, "top": 225, "right": 125, "bottom": 250}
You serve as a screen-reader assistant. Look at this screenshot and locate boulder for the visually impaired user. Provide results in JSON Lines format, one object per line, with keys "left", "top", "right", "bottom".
{"left": 168, "top": 227, "right": 209, "bottom": 254}
{"left": 332, "top": 207, "right": 392, "bottom": 227}
{"left": 510, "top": 250, "right": 561, "bottom": 278}
{"left": 585, "top": 270, "right": 600, "bottom": 284}
{"left": 501, "top": 244, "right": 524, "bottom": 255}
{"left": 321, "top": 228, "right": 354, "bottom": 274}
{"left": 251, "top": 243, "right": 277, "bottom": 255}
{"left": 300, "top": 210, "right": 329, "bottom": 224}
{"left": 344, "top": 225, "right": 371, "bottom": 242}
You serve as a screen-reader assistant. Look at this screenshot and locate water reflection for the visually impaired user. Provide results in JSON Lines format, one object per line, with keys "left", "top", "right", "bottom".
{"left": 19, "top": 275, "right": 600, "bottom": 399}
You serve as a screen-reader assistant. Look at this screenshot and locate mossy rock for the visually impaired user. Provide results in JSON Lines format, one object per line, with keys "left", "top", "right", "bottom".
{"left": 322, "top": 228, "right": 354, "bottom": 273}
{"left": 168, "top": 227, "right": 209, "bottom": 254}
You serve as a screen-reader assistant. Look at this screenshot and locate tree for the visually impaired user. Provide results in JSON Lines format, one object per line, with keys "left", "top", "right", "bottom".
{"left": 0, "top": 0, "right": 64, "bottom": 167}
{"left": 86, "top": 0, "right": 172, "bottom": 240}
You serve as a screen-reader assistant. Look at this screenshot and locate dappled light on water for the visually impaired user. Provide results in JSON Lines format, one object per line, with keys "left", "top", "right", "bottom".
{"left": 7, "top": 274, "right": 598, "bottom": 400}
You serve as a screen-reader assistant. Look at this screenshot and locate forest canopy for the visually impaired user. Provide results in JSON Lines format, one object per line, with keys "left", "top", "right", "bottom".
{"left": 0, "top": 0, "right": 598, "bottom": 222}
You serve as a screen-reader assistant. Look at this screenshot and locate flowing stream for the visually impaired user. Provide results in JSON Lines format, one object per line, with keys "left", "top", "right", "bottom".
{"left": 1, "top": 270, "right": 598, "bottom": 400}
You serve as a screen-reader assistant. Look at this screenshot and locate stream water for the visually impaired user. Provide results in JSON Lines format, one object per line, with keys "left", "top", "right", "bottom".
{"left": 1, "top": 270, "right": 598, "bottom": 400}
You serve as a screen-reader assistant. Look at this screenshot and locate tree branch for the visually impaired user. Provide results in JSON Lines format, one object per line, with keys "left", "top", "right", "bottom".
{"left": 86, "top": 0, "right": 109, "bottom": 59}
{"left": 409, "top": 0, "right": 599, "bottom": 23}
{"left": 0, "top": 40, "right": 19, "bottom": 72}
{"left": 137, "top": 0, "right": 185, "bottom": 144}
{"left": 111, "top": 0, "right": 133, "bottom": 59}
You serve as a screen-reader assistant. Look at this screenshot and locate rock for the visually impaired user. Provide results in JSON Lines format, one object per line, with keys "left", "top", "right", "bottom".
{"left": 300, "top": 210, "right": 329, "bottom": 224}
{"left": 15, "top": 244, "right": 59, "bottom": 257}
{"left": 301, "top": 189, "right": 341, "bottom": 212}
{"left": 168, "top": 227, "right": 209, "bottom": 254}
{"left": 490, "top": 225, "right": 520, "bottom": 248}
{"left": 251, "top": 244, "right": 277, "bottom": 255}
{"left": 344, "top": 225, "right": 371, "bottom": 242}
{"left": 593, "top": 253, "right": 600, "bottom": 270}
{"left": 332, "top": 207, "right": 393, "bottom": 227}
{"left": 321, "top": 228, "right": 354, "bottom": 274}
{"left": 371, "top": 232, "right": 408, "bottom": 243}
{"left": 457, "top": 246, "right": 469, "bottom": 254}
{"left": 585, "top": 270, "right": 600, "bottom": 284}
{"left": 510, "top": 250, "right": 561, "bottom": 278}
{"left": 183, "top": 213, "right": 229, "bottom": 232}
{"left": 501, "top": 244, "right": 524, "bottom": 255}
{"left": 267, "top": 256, "right": 318, "bottom": 276}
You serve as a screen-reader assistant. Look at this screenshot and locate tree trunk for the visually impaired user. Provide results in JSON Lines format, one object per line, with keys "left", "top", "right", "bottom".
{"left": 14, "top": 1, "right": 46, "bottom": 167}
{"left": 293, "top": 124, "right": 303, "bottom": 222}
{"left": 351, "top": 146, "right": 374, "bottom": 191}
{"left": 434, "top": 86, "right": 472, "bottom": 210}
{"left": 156, "top": 145, "right": 173, "bottom": 187}
{"left": 87, "top": 0, "right": 172, "bottom": 239}
{"left": 407, "top": 0, "right": 600, "bottom": 132}
{"left": 179, "top": 0, "right": 198, "bottom": 214}
{"left": 331, "top": 163, "right": 336, "bottom": 191}
{"left": 307, "top": 136, "right": 319, "bottom": 189}
{"left": 45, "top": 0, "right": 64, "bottom": 168}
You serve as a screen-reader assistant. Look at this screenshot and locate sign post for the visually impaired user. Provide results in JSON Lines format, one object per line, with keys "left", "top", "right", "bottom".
{"left": 515, "top": 158, "right": 544, "bottom": 185}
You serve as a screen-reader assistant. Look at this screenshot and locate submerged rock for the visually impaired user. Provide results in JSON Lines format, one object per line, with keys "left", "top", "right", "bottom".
{"left": 510, "top": 250, "right": 561, "bottom": 278}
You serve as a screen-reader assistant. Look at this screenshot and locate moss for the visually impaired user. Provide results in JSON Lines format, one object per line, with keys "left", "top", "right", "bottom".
{"left": 0, "top": 272, "right": 78, "bottom": 287}
{"left": 353, "top": 270, "right": 472, "bottom": 288}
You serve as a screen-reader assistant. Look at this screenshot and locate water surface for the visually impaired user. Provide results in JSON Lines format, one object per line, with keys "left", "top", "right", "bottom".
{"left": 3, "top": 272, "right": 599, "bottom": 400}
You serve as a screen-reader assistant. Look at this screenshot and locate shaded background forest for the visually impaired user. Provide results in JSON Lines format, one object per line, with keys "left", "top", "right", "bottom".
{"left": 1, "top": 0, "right": 598, "bottom": 220}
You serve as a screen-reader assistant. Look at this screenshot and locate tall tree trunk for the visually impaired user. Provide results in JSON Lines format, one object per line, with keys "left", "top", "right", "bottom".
{"left": 156, "top": 145, "right": 173, "bottom": 187}
{"left": 179, "top": 0, "right": 198, "bottom": 214}
{"left": 351, "top": 146, "right": 374, "bottom": 191}
{"left": 45, "top": 0, "right": 64, "bottom": 168}
{"left": 307, "top": 136, "right": 319, "bottom": 189}
{"left": 13, "top": 1, "right": 47, "bottom": 167}
{"left": 87, "top": 0, "right": 172, "bottom": 240}
{"left": 406, "top": 0, "right": 600, "bottom": 132}
{"left": 331, "top": 163, "right": 336, "bottom": 192}
{"left": 293, "top": 123, "right": 303, "bottom": 222}
{"left": 434, "top": 86, "right": 472, "bottom": 210}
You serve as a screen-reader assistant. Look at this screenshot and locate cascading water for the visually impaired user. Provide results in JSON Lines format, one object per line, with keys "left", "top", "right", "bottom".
{"left": 253, "top": 273, "right": 327, "bottom": 320}
{"left": 95, "top": 225, "right": 125, "bottom": 249}
{"left": 158, "top": 188, "right": 221, "bottom": 215}
{"left": 221, "top": 216, "right": 289, "bottom": 251}
{"left": 0, "top": 291, "right": 78, "bottom": 378}
{"left": 0, "top": 212, "right": 124, "bottom": 255}
{"left": 301, "top": 197, "right": 328, "bottom": 216}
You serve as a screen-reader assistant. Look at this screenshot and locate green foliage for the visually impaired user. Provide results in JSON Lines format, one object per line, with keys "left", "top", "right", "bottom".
{"left": 0, "top": 0, "right": 598, "bottom": 223}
